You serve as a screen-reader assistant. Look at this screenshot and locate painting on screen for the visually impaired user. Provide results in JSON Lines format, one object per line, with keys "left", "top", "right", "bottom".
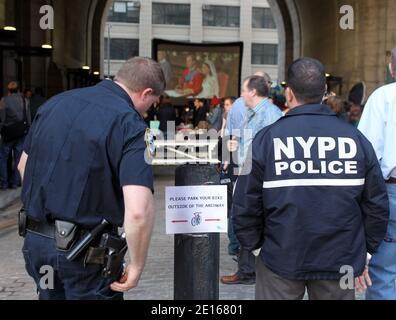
{"left": 153, "top": 39, "right": 243, "bottom": 99}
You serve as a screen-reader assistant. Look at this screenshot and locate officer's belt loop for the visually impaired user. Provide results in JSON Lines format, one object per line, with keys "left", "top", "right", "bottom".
{"left": 26, "top": 217, "right": 108, "bottom": 240}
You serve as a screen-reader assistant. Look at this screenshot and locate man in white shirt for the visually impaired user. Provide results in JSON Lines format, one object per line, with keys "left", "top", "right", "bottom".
{"left": 358, "top": 47, "right": 396, "bottom": 300}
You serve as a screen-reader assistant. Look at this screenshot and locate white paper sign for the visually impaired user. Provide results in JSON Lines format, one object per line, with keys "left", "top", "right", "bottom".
{"left": 166, "top": 185, "right": 228, "bottom": 235}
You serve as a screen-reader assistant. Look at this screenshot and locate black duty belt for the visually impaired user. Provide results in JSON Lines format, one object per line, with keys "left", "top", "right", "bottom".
{"left": 26, "top": 218, "right": 56, "bottom": 239}
{"left": 386, "top": 177, "right": 396, "bottom": 184}
{"left": 26, "top": 218, "right": 117, "bottom": 239}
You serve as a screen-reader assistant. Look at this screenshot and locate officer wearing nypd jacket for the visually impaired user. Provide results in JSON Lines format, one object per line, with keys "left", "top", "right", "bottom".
{"left": 233, "top": 58, "right": 389, "bottom": 300}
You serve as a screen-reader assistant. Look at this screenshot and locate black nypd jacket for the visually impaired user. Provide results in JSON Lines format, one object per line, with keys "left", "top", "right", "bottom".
{"left": 233, "top": 104, "right": 389, "bottom": 280}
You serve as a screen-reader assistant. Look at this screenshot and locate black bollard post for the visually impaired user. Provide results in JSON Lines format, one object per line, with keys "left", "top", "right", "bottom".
{"left": 174, "top": 164, "right": 220, "bottom": 300}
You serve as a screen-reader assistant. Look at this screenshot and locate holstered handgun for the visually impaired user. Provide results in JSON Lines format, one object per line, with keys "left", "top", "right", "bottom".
{"left": 84, "top": 233, "right": 127, "bottom": 279}
{"left": 101, "top": 233, "right": 127, "bottom": 279}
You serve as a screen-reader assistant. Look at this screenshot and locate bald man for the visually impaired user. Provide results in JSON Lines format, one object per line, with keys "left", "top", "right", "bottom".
{"left": 221, "top": 72, "right": 282, "bottom": 285}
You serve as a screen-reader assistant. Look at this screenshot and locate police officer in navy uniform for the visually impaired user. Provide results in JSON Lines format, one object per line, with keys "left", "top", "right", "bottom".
{"left": 233, "top": 58, "right": 389, "bottom": 300}
{"left": 17, "top": 57, "right": 165, "bottom": 300}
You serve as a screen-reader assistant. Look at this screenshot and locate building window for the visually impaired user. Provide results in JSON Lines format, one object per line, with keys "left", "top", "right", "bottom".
{"left": 252, "top": 7, "right": 276, "bottom": 29}
{"left": 104, "top": 38, "right": 139, "bottom": 60}
{"left": 107, "top": 1, "right": 140, "bottom": 23}
{"left": 152, "top": 3, "right": 190, "bottom": 25}
{"left": 203, "top": 5, "right": 240, "bottom": 28}
{"left": 252, "top": 44, "right": 278, "bottom": 65}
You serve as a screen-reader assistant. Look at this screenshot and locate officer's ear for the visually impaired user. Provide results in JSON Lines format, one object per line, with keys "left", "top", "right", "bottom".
{"left": 141, "top": 88, "right": 154, "bottom": 100}
{"left": 285, "top": 87, "right": 294, "bottom": 104}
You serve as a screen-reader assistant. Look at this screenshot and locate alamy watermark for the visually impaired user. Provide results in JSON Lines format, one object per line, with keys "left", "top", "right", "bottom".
{"left": 39, "top": 5, "right": 54, "bottom": 30}
{"left": 39, "top": 265, "right": 54, "bottom": 290}
{"left": 339, "top": 265, "right": 355, "bottom": 290}
{"left": 38, "top": 4, "right": 354, "bottom": 31}
{"left": 340, "top": 5, "right": 354, "bottom": 30}
{"left": 144, "top": 124, "right": 253, "bottom": 176}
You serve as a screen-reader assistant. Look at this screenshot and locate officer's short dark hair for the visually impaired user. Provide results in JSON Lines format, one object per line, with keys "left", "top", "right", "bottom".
{"left": 115, "top": 57, "right": 166, "bottom": 96}
{"left": 287, "top": 58, "right": 327, "bottom": 104}
{"left": 243, "top": 75, "right": 269, "bottom": 98}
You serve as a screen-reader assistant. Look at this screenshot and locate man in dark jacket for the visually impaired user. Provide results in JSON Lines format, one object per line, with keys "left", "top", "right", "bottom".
{"left": 157, "top": 95, "right": 176, "bottom": 137}
{"left": 0, "top": 81, "right": 31, "bottom": 189}
{"left": 29, "top": 87, "right": 46, "bottom": 120}
{"left": 233, "top": 58, "right": 389, "bottom": 300}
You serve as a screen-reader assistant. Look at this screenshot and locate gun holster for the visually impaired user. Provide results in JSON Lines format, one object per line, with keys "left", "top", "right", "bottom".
{"left": 84, "top": 233, "right": 127, "bottom": 279}
{"left": 55, "top": 220, "right": 78, "bottom": 251}
{"left": 18, "top": 207, "right": 27, "bottom": 237}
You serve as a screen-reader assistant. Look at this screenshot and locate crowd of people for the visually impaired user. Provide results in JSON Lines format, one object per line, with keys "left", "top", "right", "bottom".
{"left": 138, "top": 63, "right": 391, "bottom": 300}
{"left": 218, "top": 51, "right": 396, "bottom": 300}
{"left": 4, "top": 48, "right": 395, "bottom": 300}
{"left": 143, "top": 83, "right": 365, "bottom": 140}
{"left": 143, "top": 95, "right": 233, "bottom": 135}
{"left": 141, "top": 50, "right": 393, "bottom": 301}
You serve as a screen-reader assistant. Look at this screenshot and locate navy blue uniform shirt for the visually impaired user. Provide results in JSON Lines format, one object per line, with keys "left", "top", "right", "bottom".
{"left": 22, "top": 80, "right": 154, "bottom": 228}
{"left": 233, "top": 104, "right": 389, "bottom": 281}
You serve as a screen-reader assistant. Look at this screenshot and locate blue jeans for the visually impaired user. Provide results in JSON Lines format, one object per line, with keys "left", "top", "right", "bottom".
{"left": 23, "top": 231, "right": 123, "bottom": 300}
{"left": 366, "top": 184, "right": 396, "bottom": 300}
{"left": 224, "top": 176, "right": 240, "bottom": 255}
{"left": 0, "top": 137, "right": 24, "bottom": 187}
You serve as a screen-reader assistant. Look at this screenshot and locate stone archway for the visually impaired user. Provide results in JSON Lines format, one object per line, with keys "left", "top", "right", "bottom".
{"left": 91, "top": 0, "right": 302, "bottom": 81}
{"left": 268, "top": 0, "right": 301, "bottom": 80}
{"left": 90, "top": 0, "right": 112, "bottom": 75}
{"left": 3, "top": 0, "right": 393, "bottom": 97}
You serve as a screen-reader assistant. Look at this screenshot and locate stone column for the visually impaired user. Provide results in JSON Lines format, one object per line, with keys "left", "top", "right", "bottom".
{"left": 240, "top": 0, "right": 253, "bottom": 79}
{"left": 190, "top": 0, "right": 203, "bottom": 43}
{"left": 139, "top": 0, "right": 153, "bottom": 57}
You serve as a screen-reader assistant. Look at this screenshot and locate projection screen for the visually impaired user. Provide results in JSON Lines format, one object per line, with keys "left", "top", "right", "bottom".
{"left": 153, "top": 39, "right": 243, "bottom": 99}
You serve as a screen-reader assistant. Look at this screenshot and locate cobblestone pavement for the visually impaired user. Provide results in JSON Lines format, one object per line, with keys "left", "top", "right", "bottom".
{"left": 0, "top": 188, "right": 21, "bottom": 210}
{"left": 0, "top": 170, "right": 363, "bottom": 300}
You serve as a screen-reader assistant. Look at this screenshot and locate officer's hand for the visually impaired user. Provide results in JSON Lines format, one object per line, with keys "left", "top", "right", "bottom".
{"left": 355, "top": 266, "right": 372, "bottom": 293}
{"left": 223, "top": 161, "right": 229, "bottom": 172}
{"left": 110, "top": 264, "right": 142, "bottom": 292}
